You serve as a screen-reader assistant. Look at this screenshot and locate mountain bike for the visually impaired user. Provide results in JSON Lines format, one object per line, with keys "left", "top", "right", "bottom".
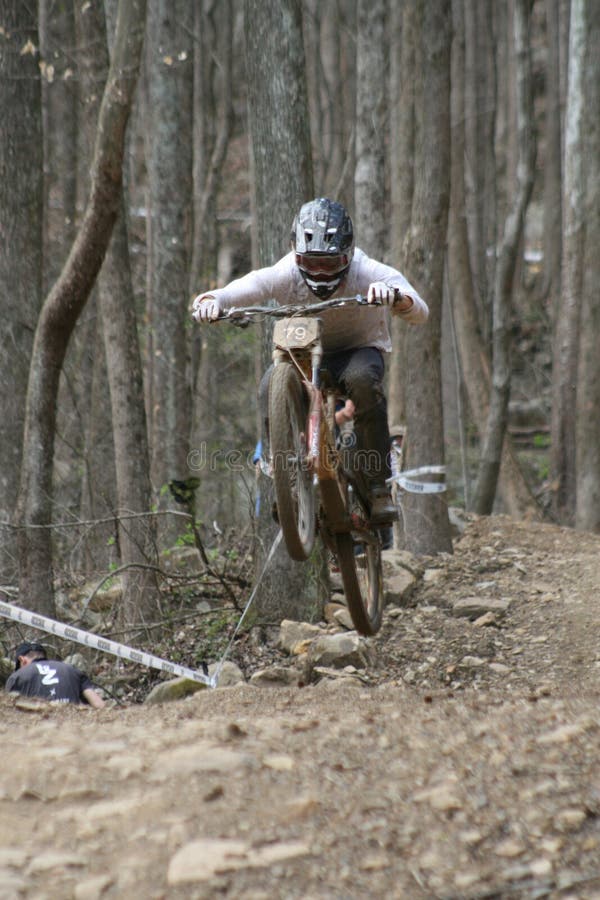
{"left": 224, "top": 295, "right": 385, "bottom": 636}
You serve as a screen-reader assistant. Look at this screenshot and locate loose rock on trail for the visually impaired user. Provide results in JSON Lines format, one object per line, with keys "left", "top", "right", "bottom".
{"left": 1, "top": 514, "right": 599, "bottom": 899}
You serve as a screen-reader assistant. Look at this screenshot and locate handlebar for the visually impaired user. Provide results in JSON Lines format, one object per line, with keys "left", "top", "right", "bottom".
{"left": 222, "top": 294, "right": 376, "bottom": 328}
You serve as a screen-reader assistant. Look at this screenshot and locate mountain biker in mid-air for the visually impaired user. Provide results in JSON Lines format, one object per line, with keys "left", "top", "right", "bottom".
{"left": 192, "top": 197, "right": 429, "bottom": 527}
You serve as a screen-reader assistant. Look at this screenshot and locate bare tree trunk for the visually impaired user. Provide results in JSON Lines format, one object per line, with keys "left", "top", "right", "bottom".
{"left": 304, "top": 0, "right": 356, "bottom": 201}
{"left": 189, "top": 0, "right": 234, "bottom": 292}
{"left": 538, "top": 0, "right": 563, "bottom": 313}
{"left": 245, "top": 0, "right": 328, "bottom": 624}
{"left": 146, "top": 0, "right": 193, "bottom": 494}
{"left": 448, "top": 0, "right": 541, "bottom": 521}
{"left": 98, "top": 0, "right": 159, "bottom": 628}
{"left": 388, "top": 1, "right": 416, "bottom": 437}
{"left": 574, "top": 0, "right": 600, "bottom": 532}
{"left": 189, "top": 1, "right": 235, "bottom": 528}
{"left": 39, "top": 0, "right": 77, "bottom": 293}
{"left": 471, "top": 0, "right": 536, "bottom": 514}
{"left": 0, "top": 0, "right": 43, "bottom": 585}
{"left": 99, "top": 205, "right": 160, "bottom": 630}
{"left": 354, "top": 0, "right": 387, "bottom": 255}
{"left": 402, "top": 0, "right": 453, "bottom": 556}
{"left": 15, "top": 0, "right": 147, "bottom": 615}
{"left": 464, "top": 0, "right": 497, "bottom": 346}
{"left": 550, "top": 0, "right": 586, "bottom": 523}
{"left": 73, "top": 0, "right": 116, "bottom": 571}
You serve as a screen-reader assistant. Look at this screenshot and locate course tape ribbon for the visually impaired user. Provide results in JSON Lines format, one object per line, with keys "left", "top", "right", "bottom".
{"left": 0, "top": 599, "right": 213, "bottom": 687}
{"left": 387, "top": 465, "right": 447, "bottom": 494}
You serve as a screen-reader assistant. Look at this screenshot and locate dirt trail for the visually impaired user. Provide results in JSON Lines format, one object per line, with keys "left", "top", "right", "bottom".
{"left": 1, "top": 514, "right": 600, "bottom": 900}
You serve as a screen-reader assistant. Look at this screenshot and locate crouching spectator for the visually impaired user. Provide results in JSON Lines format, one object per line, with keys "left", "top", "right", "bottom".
{"left": 6, "top": 641, "right": 105, "bottom": 708}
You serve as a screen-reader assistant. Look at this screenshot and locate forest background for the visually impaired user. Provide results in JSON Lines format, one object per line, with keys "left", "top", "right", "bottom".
{"left": 0, "top": 0, "right": 598, "bottom": 646}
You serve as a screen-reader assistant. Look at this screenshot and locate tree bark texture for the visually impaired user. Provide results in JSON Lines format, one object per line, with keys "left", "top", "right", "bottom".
{"left": 15, "top": 0, "right": 147, "bottom": 615}
{"left": 471, "top": 0, "right": 536, "bottom": 514}
{"left": 146, "top": 0, "right": 193, "bottom": 492}
{"left": 550, "top": 0, "right": 586, "bottom": 523}
{"left": 303, "top": 0, "right": 356, "bottom": 202}
{"left": 39, "top": 0, "right": 77, "bottom": 292}
{"left": 188, "top": 2, "right": 236, "bottom": 528}
{"left": 0, "top": 0, "right": 43, "bottom": 583}
{"left": 388, "top": 1, "right": 416, "bottom": 437}
{"left": 72, "top": 0, "right": 116, "bottom": 570}
{"left": 99, "top": 204, "right": 160, "bottom": 629}
{"left": 389, "top": 2, "right": 415, "bottom": 263}
{"left": 574, "top": 0, "right": 600, "bottom": 532}
{"left": 463, "top": 0, "right": 497, "bottom": 346}
{"left": 448, "top": 0, "right": 541, "bottom": 521}
{"left": 402, "top": 0, "right": 453, "bottom": 556}
{"left": 189, "top": 0, "right": 234, "bottom": 293}
{"left": 244, "top": 0, "right": 328, "bottom": 625}
{"left": 354, "top": 0, "right": 387, "bottom": 257}
{"left": 539, "top": 0, "right": 563, "bottom": 314}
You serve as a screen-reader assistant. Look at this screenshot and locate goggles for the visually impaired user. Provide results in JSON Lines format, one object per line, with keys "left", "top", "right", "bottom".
{"left": 296, "top": 252, "right": 349, "bottom": 276}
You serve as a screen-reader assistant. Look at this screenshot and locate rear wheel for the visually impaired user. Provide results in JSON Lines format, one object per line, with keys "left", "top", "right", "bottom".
{"left": 333, "top": 488, "right": 383, "bottom": 635}
{"left": 269, "top": 362, "right": 316, "bottom": 561}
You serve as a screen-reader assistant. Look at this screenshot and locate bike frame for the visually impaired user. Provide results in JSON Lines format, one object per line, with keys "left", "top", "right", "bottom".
{"left": 217, "top": 295, "right": 385, "bottom": 634}
{"left": 272, "top": 315, "right": 355, "bottom": 534}
{"left": 226, "top": 295, "right": 379, "bottom": 533}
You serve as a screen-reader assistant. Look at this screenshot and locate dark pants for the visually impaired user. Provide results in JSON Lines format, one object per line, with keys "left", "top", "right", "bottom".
{"left": 259, "top": 346, "right": 391, "bottom": 489}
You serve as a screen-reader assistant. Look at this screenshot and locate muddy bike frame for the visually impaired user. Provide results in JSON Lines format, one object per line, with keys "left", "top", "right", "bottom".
{"left": 221, "top": 295, "right": 384, "bottom": 635}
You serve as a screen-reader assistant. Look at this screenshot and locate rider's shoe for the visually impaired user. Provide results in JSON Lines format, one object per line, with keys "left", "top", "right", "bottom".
{"left": 368, "top": 486, "right": 398, "bottom": 527}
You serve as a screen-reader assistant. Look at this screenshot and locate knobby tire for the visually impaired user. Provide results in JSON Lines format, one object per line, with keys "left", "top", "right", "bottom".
{"left": 333, "top": 490, "right": 384, "bottom": 636}
{"left": 269, "top": 362, "right": 316, "bottom": 561}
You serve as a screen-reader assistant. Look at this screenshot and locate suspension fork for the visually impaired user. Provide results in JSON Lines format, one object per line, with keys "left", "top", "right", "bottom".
{"left": 306, "top": 343, "right": 323, "bottom": 466}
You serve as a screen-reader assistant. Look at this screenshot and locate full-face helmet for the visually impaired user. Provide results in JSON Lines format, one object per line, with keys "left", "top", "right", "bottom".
{"left": 291, "top": 198, "right": 354, "bottom": 299}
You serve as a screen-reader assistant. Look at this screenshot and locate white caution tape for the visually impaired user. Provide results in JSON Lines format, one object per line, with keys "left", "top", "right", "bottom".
{"left": 0, "top": 599, "right": 213, "bottom": 687}
{"left": 387, "top": 465, "right": 446, "bottom": 494}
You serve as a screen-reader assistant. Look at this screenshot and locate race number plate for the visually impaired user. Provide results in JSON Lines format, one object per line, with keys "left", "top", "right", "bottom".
{"left": 273, "top": 317, "right": 321, "bottom": 350}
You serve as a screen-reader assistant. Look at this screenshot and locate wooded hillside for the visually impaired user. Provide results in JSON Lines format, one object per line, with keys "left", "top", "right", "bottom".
{"left": 0, "top": 0, "right": 598, "bottom": 631}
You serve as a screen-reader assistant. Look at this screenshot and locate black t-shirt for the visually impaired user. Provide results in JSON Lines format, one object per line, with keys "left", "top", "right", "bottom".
{"left": 5, "top": 660, "right": 94, "bottom": 704}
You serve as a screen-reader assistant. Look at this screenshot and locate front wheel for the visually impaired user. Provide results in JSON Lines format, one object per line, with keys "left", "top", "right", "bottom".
{"left": 334, "top": 510, "right": 384, "bottom": 635}
{"left": 269, "top": 362, "right": 316, "bottom": 561}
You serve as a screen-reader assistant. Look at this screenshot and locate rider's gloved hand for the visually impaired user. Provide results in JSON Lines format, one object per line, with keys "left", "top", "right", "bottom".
{"left": 367, "top": 282, "right": 414, "bottom": 313}
{"left": 192, "top": 294, "right": 223, "bottom": 322}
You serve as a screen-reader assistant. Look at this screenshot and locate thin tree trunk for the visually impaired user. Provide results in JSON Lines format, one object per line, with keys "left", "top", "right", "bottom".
{"left": 354, "top": 0, "right": 387, "bottom": 255}
{"left": 74, "top": 0, "right": 116, "bottom": 571}
{"left": 448, "top": 0, "right": 541, "bottom": 520}
{"left": 538, "top": 0, "right": 563, "bottom": 313}
{"left": 15, "top": 0, "right": 147, "bottom": 615}
{"left": 99, "top": 204, "right": 160, "bottom": 630}
{"left": 189, "top": 1, "right": 235, "bottom": 528}
{"left": 464, "top": 0, "right": 497, "bottom": 346}
{"left": 471, "top": 0, "right": 536, "bottom": 514}
{"left": 550, "top": 0, "right": 586, "bottom": 523}
{"left": 0, "top": 0, "right": 43, "bottom": 584}
{"left": 146, "top": 0, "right": 193, "bottom": 493}
{"left": 388, "top": 1, "right": 416, "bottom": 436}
{"left": 188, "top": 0, "right": 234, "bottom": 292}
{"left": 304, "top": 1, "right": 356, "bottom": 200}
{"left": 402, "top": 0, "right": 453, "bottom": 556}
{"left": 39, "top": 0, "right": 77, "bottom": 293}
{"left": 574, "top": 0, "right": 600, "bottom": 532}
{"left": 244, "top": 0, "right": 328, "bottom": 624}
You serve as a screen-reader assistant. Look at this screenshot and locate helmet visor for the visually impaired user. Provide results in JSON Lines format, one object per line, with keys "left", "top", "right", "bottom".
{"left": 296, "top": 252, "right": 349, "bottom": 276}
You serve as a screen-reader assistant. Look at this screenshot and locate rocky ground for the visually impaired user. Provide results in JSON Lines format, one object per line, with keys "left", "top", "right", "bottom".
{"left": 1, "top": 513, "right": 600, "bottom": 900}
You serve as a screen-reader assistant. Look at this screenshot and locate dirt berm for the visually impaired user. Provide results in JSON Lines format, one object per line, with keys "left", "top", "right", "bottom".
{"left": 1, "top": 514, "right": 599, "bottom": 899}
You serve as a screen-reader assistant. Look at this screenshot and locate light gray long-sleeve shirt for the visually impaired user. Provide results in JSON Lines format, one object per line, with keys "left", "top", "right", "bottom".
{"left": 204, "top": 249, "right": 428, "bottom": 353}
